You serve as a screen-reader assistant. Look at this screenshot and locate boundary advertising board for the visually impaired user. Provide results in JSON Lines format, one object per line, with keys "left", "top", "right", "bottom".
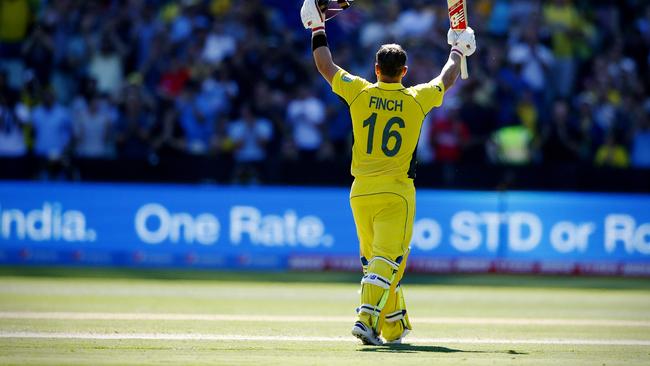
{"left": 0, "top": 182, "right": 648, "bottom": 276}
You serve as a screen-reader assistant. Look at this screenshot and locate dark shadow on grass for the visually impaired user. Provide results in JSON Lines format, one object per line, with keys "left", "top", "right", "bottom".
{"left": 359, "top": 344, "right": 528, "bottom": 355}
{"left": 359, "top": 344, "right": 479, "bottom": 354}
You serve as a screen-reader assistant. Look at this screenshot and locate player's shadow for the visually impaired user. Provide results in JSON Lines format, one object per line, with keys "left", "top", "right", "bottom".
{"left": 359, "top": 344, "right": 528, "bottom": 355}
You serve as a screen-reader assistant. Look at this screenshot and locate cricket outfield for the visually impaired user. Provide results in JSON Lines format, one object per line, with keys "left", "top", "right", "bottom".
{"left": 0, "top": 268, "right": 649, "bottom": 365}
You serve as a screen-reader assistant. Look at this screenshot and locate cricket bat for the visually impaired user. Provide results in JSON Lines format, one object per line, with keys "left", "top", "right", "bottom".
{"left": 447, "top": 0, "right": 469, "bottom": 79}
{"left": 375, "top": 246, "right": 411, "bottom": 335}
{"left": 318, "top": 0, "right": 352, "bottom": 21}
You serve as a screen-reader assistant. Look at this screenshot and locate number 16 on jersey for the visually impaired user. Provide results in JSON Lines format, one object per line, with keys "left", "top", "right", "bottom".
{"left": 447, "top": 0, "right": 469, "bottom": 79}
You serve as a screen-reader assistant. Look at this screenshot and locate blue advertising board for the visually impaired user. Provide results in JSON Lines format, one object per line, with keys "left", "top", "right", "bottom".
{"left": 0, "top": 181, "right": 648, "bottom": 276}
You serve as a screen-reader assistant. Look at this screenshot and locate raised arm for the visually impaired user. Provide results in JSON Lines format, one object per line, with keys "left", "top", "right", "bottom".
{"left": 312, "top": 38, "right": 340, "bottom": 86}
{"left": 440, "top": 52, "right": 463, "bottom": 92}
{"left": 440, "top": 28, "right": 477, "bottom": 92}
{"left": 301, "top": 0, "right": 340, "bottom": 85}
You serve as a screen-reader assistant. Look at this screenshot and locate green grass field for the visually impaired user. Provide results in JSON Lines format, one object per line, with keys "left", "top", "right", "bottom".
{"left": 1, "top": 267, "right": 649, "bottom": 365}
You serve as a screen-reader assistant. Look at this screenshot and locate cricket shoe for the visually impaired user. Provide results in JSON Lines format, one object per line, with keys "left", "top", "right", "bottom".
{"left": 384, "top": 329, "right": 410, "bottom": 344}
{"left": 351, "top": 321, "right": 383, "bottom": 346}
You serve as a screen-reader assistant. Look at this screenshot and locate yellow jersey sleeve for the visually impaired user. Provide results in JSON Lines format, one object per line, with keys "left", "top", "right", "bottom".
{"left": 410, "top": 77, "right": 445, "bottom": 115}
{"left": 331, "top": 69, "right": 372, "bottom": 106}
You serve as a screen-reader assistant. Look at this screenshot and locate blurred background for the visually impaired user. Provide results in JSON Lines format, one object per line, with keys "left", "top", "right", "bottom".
{"left": 0, "top": 0, "right": 649, "bottom": 190}
{"left": 0, "top": 0, "right": 648, "bottom": 275}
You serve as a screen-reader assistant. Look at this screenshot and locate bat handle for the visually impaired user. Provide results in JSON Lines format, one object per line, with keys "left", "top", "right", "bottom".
{"left": 460, "top": 55, "right": 468, "bottom": 80}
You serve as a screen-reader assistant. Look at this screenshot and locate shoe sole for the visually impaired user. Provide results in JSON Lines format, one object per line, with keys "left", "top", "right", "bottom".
{"left": 351, "top": 324, "right": 382, "bottom": 346}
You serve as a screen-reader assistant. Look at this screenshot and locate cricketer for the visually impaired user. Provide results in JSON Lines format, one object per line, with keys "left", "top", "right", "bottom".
{"left": 300, "top": 0, "right": 477, "bottom": 345}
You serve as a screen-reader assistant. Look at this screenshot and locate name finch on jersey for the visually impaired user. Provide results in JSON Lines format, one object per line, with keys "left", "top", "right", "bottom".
{"left": 369, "top": 97, "right": 403, "bottom": 112}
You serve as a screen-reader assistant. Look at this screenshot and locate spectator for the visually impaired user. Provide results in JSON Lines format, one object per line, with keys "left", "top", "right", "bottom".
{"left": 150, "top": 108, "right": 186, "bottom": 159}
{"left": 0, "top": 0, "right": 32, "bottom": 89}
{"left": 417, "top": 114, "right": 435, "bottom": 164}
{"left": 487, "top": 0, "right": 510, "bottom": 37}
{"left": 201, "top": 22, "right": 237, "bottom": 65}
{"left": 429, "top": 107, "right": 470, "bottom": 163}
{"left": 30, "top": 89, "right": 72, "bottom": 179}
{"left": 392, "top": 2, "right": 435, "bottom": 39}
{"left": 318, "top": 81, "right": 352, "bottom": 160}
{"left": 73, "top": 95, "right": 115, "bottom": 158}
{"left": 0, "top": 0, "right": 31, "bottom": 46}
{"left": 508, "top": 26, "right": 554, "bottom": 99}
{"left": 158, "top": 57, "right": 190, "bottom": 100}
{"left": 88, "top": 31, "right": 126, "bottom": 98}
{"left": 574, "top": 96, "right": 603, "bottom": 163}
{"left": 541, "top": 100, "right": 579, "bottom": 163}
{"left": 194, "top": 72, "right": 234, "bottom": 124}
{"left": 1, "top": 0, "right": 31, "bottom": 66}
{"left": 252, "top": 81, "right": 287, "bottom": 163}
{"left": 488, "top": 43, "right": 525, "bottom": 128}
{"left": 592, "top": 83, "right": 618, "bottom": 132}
{"left": 594, "top": 133, "right": 630, "bottom": 169}
{"left": 543, "top": 0, "right": 594, "bottom": 98}
{"left": 134, "top": 4, "right": 164, "bottom": 70}
{"left": 228, "top": 104, "right": 273, "bottom": 183}
{"left": 176, "top": 82, "right": 217, "bottom": 156}
{"left": 0, "top": 70, "right": 18, "bottom": 107}
{"left": 515, "top": 90, "right": 541, "bottom": 159}
{"left": 115, "top": 91, "right": 154, "bottom": 160}
{"left": 631, "top": 113, "right": 650, "bottom": 168}
{"left": 21, "top": 23, "right": 55, "bottom": 85}
{"left": 31, "top": 89, "right": 72, "bottom": 160}
{"left": 0, "top": 95, "right": 26, "bottom": 157}
{"left": 286, "top": 87, "right": 326, "bottom": 161}
{"left": 359, "top": 4, "right": 397, "bottom": 49}
{"left": 168, "top": 2, "right": 204, "bottom": 44}
{"left": 489, "top": 122, "right": 533, "bottom": 165}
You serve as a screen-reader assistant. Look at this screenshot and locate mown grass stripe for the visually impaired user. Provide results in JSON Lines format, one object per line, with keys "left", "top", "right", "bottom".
{"left": 1, "top": 332, "right": 649, "bottom": 346}
{"left": 1, "top": 312, "right": 648, "bottom": 327}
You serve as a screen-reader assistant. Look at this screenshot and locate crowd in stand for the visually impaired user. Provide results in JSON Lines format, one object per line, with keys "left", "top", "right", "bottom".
{"left": 0, "top": 0, "right": 649, "bottom": 182}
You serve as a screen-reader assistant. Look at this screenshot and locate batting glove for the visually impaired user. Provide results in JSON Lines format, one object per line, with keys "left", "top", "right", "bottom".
{"left": 301, "top": 0, "right": 325, "bottom": 32}
{"left": 447, "top": 28, "right": 459, "bottom": 46}
{"left": 448, "top": 27, "right": 476, "bottom": 57}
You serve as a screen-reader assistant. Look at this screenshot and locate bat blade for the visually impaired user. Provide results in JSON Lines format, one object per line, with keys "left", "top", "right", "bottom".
{"left": 447, "top": 0, "right": 468, "bottom": 30}
{"left": 447, "top": 0, "right": 469, "bottom": 79}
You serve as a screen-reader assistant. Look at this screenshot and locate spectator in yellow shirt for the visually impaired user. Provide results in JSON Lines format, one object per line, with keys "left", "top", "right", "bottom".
{"left": 594, "top": 133, "right": 630, "bottom": 168}
{"left": 0, "top": 0, "right": 32, "bottom": 43}
{"left": 543, "top": 0, "right": 594, "bottom": 98}
{"left": 0, "top": 0, "right": 34, "bottom": 89}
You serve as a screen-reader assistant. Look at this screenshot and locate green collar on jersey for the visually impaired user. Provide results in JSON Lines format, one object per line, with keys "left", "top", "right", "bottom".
{"left": 376, "top": 81, "right": 405, "bottom": 90}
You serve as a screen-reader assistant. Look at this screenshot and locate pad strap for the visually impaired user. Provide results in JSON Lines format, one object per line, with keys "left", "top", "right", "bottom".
{"left": 361, "top": 272, "right": 391, "bottom": 289}
{"left": 385, "top": 309, "right": 407, "bottom": 323}
{"left": 357, "top": 304, "right": 381, "bottom": 316}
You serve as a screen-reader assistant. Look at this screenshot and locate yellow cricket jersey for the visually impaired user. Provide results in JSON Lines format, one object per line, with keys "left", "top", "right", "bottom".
{"left": 0, "top": 0, "right": 31, "bottom": 42}
{"left": 332, "top": 69, "right": 445, "bottom": 179}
